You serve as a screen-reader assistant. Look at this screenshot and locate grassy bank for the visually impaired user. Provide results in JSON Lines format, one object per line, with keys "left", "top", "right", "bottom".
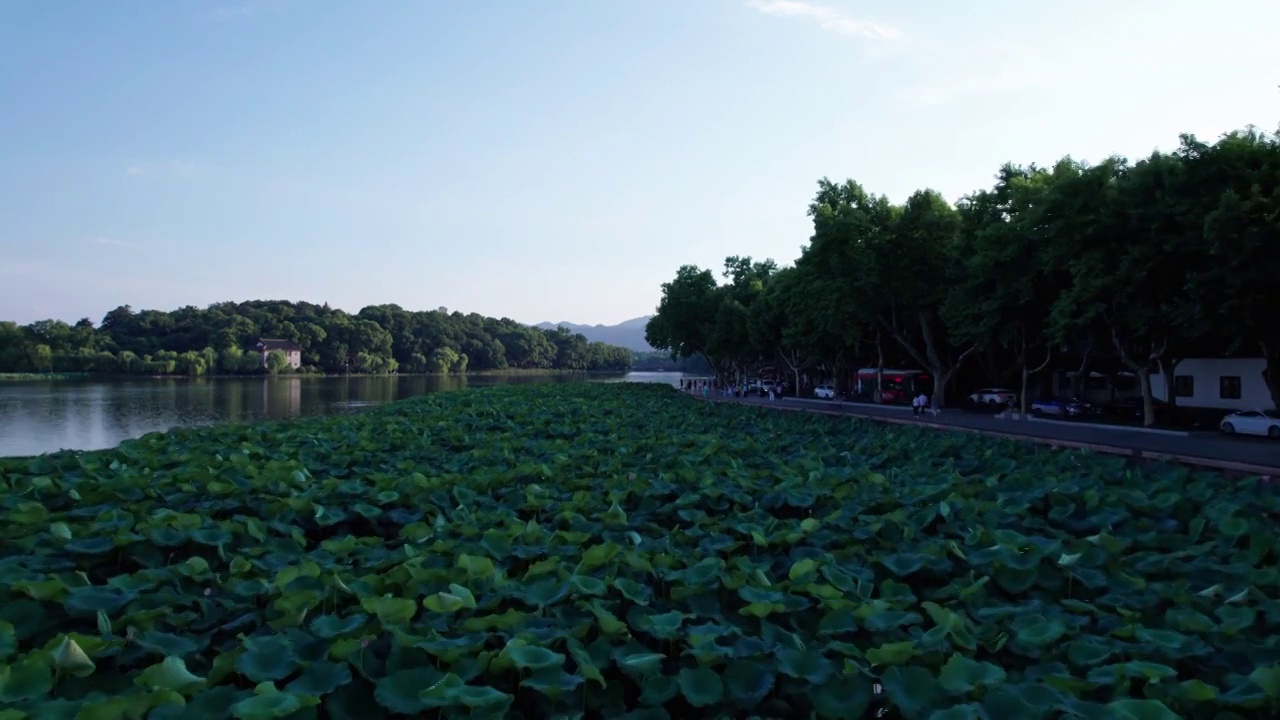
{"left": 0, "top": 372, "right": 91, "bottom": 381}
{"left": 0, "top": 369, "right": 628, "bottom": 382}
{"left": 462, "top": 368, "right": 623, "bottom": 377}
{"left": 0, "top": 383, "right": 1273, "bottom": 718}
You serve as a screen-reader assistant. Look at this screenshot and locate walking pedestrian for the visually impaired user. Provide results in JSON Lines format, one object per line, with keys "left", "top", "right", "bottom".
{"left": 913, "top": 392, "right": 929, "bottom": 417}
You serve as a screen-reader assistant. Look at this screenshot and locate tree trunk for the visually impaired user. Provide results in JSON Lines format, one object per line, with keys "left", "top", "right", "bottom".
{"left": 883, "top": 313, "right": 975, "bottom": 410}
{"left": 1105, "top": 320, "right": 1166, "bottom": 428}
{"left": 1071, "top": 352, "right": 1091, "bottom": 398}
{"left": 933, "top": 372, "right": 952, "bottom": 409}
{"left": 977, "top": 345, "right": 1000, "bottom": 386}
{"left": 831, "top": 349, "right": 848, "bottom": 395}
{"left": 1159, "top": 357, "right": 1182, "bottom": 407}
{"left": 1138, "top": 366, "right": 1155, "bottom": 428}
{"left": 1262, "top": 341, "right": 1280, "bottom": 411}
{"left": 874, "top": 330, "right": 884, "bottom": 403}
{"left": 1016, "top": 331, "right": 1029, "bottom": 415}
{"left": 697, "top": 351, "right": 719, "bottom": 385}
{"left": 778, "top": 347, "right": 806, "bottom": 399}
{"left": 1021, "top": 344, "right": 1052, "bottom": 414}
{"left": 1020, "top": 361, "right": 1029, "bottom": 415}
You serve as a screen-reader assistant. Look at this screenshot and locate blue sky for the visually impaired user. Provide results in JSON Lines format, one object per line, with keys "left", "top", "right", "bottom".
{"left": 2, "top": 0, "right": 1277, "bottom": 327}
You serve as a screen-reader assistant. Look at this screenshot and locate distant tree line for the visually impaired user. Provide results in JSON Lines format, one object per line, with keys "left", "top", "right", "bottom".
{"left": 0, "top": 301, "right": 633, "bottom": 376}
{"left": 646, "top": 127, "right": 1279, "bottom": 424}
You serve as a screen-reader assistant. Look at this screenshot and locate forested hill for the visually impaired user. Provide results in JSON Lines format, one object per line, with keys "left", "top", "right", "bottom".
{"left": 0, "top": 301, "right": 633, "bottom": 376}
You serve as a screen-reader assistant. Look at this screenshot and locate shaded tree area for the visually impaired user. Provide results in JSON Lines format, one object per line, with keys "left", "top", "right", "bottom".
{"left": 647, "top": 127, "right": 1280, "bottom": 422}
{"left": 0, "top": 301, "right": 632, "bottom": 377}
{"left": 630, "top": 351, "right": 713, "bottom": 373}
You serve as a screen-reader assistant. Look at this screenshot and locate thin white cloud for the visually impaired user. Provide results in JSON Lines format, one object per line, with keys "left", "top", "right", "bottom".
{"left": 746, "top": 0, "right": 900, "bottom": 40}
{"left": 203, "top": 5, "right": 254, "bottom": 22}
{"left": 197, "top": 0, "right": 295, "bottom": 24}
{"left": 123, "top": 159, "right": 203, "bottom": 178}
{"left": 90, "top": 236, "right": 136, "bottom": 248}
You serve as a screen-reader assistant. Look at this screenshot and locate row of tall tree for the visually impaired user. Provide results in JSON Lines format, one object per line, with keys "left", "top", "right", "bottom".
{"left": 0, "top": 301, "right": 633, "bottom": 376}
{"left": 630, "top": 350, "right": 713, "bottom": 373}
{"left": 646, "top": 127, "right": 1280, "bottom": 424}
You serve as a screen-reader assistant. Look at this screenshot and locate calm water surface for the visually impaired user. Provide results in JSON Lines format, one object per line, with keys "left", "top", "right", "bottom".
{"left": 0, "top": 372, "right": 687, "bottom": 457}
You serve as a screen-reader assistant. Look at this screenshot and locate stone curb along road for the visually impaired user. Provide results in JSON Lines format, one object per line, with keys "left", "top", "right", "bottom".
{"left": 697, "top": 393, "right": 1280, "bottom": 477}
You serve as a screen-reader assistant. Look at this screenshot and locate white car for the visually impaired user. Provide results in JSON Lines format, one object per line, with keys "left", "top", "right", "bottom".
{"left": 1219, "top": 410, "right": 1280, "bottom": 439}
{"left": 813, "top": 384, "right": 836, "bottom": 400}
{"left": 966, "top": 388, "right": 1018, "bottom": 409}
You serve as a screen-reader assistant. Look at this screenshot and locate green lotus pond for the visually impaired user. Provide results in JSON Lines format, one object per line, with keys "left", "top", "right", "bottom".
{"left": 1, "top": 382, "right": 1276, "bottom": 719}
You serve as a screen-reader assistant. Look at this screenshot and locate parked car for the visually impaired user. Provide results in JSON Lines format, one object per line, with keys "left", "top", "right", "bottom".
{"left": 965, "top": 388, "right": 1018, "bottom": 411}
{"left": 813, "top": 384, "right": 837, "bottom": 400}
{"left": 1104, "top": 396, "right": 1171, "bottom": 421}
{"left": 749, "top": 380, "right": 786, "bottom": 396}
{"left": 1030, "top": 396, "right": 1100, "bottom": 417}
{"left": 1219, "top": 410, "right": 1280, "bottom": 438}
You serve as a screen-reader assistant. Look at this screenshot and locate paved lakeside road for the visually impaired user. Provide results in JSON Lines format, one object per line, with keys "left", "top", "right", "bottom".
{"left": 707, "top": 393, "right": 1280, "bottom": 475}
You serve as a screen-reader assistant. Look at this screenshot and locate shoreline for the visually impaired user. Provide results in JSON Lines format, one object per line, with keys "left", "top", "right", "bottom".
{"left": 0, "top": 368, "right": 637, "bottom": 382}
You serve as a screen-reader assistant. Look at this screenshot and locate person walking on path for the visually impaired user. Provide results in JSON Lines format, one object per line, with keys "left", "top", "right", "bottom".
{"left": 913, "top": 392, "right": 929, "bottom": 417}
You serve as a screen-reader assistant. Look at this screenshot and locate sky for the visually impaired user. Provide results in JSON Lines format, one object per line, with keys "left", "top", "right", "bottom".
{"left": 2, "top": 0, "right": 1278, "bottom": 328}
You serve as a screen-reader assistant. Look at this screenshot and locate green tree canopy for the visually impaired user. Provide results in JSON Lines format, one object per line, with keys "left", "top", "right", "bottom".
{"left": 0, "top": 301, "right": 633, "bottom": 377}
{"left": 648, "top": 124, "right": 1280, "bottom": 418}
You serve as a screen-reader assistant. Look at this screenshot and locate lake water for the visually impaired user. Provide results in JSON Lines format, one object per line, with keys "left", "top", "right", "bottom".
{"left": 0, "top": 371, "right": 687, "bottom": 457}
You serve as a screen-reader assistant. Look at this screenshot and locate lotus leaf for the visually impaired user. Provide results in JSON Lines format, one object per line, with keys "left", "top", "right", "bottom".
{"left": 937, "top": 652, "right": 1006, "bottom": 694}
{"left": 867, "top": 640, "right": 917, "bottom": 666}
{"left": 375, "top": 666, "right": 445, "bottom": 714}
{"left": 1106, "top": 698, "right": 1182, "bottom": 720}
{"left": 359, "top": 596, "right": 417, "bottom": 625}
{"left": 50, "top": 635, "right": 95, "bottom": 678}
{"left": 2, "top": 382, "right": 1279, "bottom": 718}
{"left": 676, "top": 665, "right": 723, "bottom": 707}
{"left": 818, "top": 677, "right": 879, "bottom": 718}
{"left": 231, "top": 683, "right": 320, "bottom": 719}
{"left": 235, "top": 635, "right": 298, "bottom": 682}
{"left": 639, "top": 673, "right": 680, "bottom": 705}
{"left": 285, "top": 660, "right": 352, "bottom": 696}
{"left": 501, "top": 638, "right": 565, "bottom": 671}
{"left": 310, "top": 613, "right": 367, "bottom": 638}
{"left": 423, "top": 588, "right": 471, "bottom": 613}
{"left": 721, "top": 658, "right": 774, "bottom": 707}
{"left": 135, "top": 656, "right": 205, "bottom": 694}
{"left": 420, "top": 672, "right": 513, "bottom": 713}
{"left": 132, "top": 629, "right": 202, "bottom": 657}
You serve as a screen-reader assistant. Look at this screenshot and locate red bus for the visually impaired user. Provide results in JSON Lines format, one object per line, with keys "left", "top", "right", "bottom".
{"left": 854, "top": 368, "right": 932, "bottom": 404}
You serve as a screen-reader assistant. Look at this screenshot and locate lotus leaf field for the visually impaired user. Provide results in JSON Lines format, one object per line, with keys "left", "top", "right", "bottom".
{"left": 2, "top": 383, "right": 1280, "bottom": 719}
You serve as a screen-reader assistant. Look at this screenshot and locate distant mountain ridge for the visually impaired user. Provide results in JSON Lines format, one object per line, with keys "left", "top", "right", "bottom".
{"left": 534, "top": 316, "right": 655, "bottom": 352}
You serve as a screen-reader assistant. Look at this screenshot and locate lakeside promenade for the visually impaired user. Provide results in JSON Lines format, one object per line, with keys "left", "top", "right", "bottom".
{"left": 702, "top": 392, "right": 1280, "bottom": 476}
